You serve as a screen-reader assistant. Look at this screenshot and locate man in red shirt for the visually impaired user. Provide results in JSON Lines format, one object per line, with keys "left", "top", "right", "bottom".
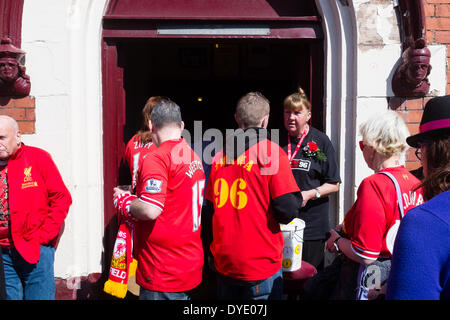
{"left": 114, "top": 99, "right": 205, "bottom": 300}
{"left": 203, "top": 92, "right": 302, "bottom": 300}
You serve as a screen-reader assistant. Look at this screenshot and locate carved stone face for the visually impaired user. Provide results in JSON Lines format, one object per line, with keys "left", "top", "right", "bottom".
{"left": 406, "top": 60, "right": 430, "bottom": 84}
{"left": 0, "top": 57, "right": 19, "bottom": 82}
{"left": 392, "top": 38, "right": 431, "bottom": 97}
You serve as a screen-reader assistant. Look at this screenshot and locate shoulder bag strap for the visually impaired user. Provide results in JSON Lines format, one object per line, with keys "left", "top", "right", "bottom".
{"left": 377, "top": 171, "right": 405, "bottom": 219}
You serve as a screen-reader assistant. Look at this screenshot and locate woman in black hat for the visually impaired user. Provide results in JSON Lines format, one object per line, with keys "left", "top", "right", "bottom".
{"left": 387, "top": 95, "right": 450, "bottom": 300}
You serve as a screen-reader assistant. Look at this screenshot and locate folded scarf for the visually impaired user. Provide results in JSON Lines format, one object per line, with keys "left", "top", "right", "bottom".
{"left": 104, "top": 193, "right": 138, "bottom": 298}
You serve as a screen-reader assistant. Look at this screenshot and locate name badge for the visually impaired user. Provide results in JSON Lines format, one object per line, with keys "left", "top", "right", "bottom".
{"left": 293, "top": 159, "right": 311, "bottom": 172}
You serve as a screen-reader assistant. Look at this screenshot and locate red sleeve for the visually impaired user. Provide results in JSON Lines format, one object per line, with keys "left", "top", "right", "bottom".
{"left": 124, "top": 137, "right": 134, "bottom": 167}
{"left": 344, "top": 178, "right": 389, "bottom": 260}
{"left": 38, "top": 151, "right": 72, "bottom": 245}
{"left": 136, "top": 151, "right": 168, "bottom": 211}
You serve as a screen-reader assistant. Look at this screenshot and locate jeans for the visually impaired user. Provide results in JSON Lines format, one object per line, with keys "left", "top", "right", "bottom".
{"left": 139, "top": 289, "right": 190, "bottom": 300}
{"left": 217, "top": 268, "right": 283, "bottom": 300}
{"left": 2, "top": 246, "right": 55, "bottom": 300}
{"left": 0, "top": 247, "right": 5, "bottom": 300}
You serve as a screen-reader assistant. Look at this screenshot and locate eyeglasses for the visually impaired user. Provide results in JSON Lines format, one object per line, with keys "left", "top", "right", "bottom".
{"left": 415, "top": 141, "right": 429, "bottom": 161}
{"left": 415, "top": 148, "right": 422, "bottom": 161}
{"left": 359, "top": 141, "right": 365, "bottom": 152}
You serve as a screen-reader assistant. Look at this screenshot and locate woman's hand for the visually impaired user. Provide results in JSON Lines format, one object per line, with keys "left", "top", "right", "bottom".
{"left": 300, "top": 189, "right": 316, "bottom": 207}
{"left": 325, "top": 229, "right": 341, "bottom": 253}
{"left": 300, "top": 183, "right": 340, "bottom": 207}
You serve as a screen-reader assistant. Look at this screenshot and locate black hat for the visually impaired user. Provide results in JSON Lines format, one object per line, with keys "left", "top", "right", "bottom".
{"left": 406, "top": 95, "right": 450, "bottom": 148}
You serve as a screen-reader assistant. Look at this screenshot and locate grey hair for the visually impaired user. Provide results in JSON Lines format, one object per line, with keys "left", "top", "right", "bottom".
{"left": 235, "top": 92, "right": 270, "bottom": 129}
{"left": 150, "top": 99, "right": 182, "bottom": 129}
{"left": 359, "top": 110, "right": 410, "bottom": 157}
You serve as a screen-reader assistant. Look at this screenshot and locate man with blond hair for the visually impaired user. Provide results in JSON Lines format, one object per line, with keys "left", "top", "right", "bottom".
{"left": 0, "top": 115, "right": 72, "bottom": 300}
{"left": 203, "top": 92, "right": 302, "bottom": 300}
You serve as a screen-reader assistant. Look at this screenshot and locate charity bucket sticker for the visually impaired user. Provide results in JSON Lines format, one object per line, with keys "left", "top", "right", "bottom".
{"left": 280, "top": 218, "right": 305, "bottom": 272}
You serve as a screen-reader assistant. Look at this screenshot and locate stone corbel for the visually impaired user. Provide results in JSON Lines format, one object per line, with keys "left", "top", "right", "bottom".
{"left": 0, "top": 37, "right": 31, "bottom": 97}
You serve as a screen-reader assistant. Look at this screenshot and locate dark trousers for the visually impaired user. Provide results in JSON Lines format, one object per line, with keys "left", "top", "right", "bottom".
{"left": 302, "top": 239, "right": 326, "bottom": 271}
{"left": 217, "top": 268, "right": 283, "bottom": 300}
{"left": 139, "top": 289, "right": 190, "bottom": 300}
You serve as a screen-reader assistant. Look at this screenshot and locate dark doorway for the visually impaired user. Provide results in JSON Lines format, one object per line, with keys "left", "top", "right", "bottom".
{"left": 119, "top": 39, "right": 316, "bottom": 145}
{"left": 116, "top": 39, "right": 319, "bottom": 299}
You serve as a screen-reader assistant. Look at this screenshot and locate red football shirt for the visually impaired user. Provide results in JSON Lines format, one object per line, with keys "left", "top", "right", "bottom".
{"left": 205, "top": 138, "right": 300, "bottom": 281}
{"left": 124, "top": 134, "right": 155, "bottom": 190}
{"left": 135, "top": 139, "right": 205, "bottom": 292}
{"left": 342, "top": 166, "right": 423, "bottom": 260}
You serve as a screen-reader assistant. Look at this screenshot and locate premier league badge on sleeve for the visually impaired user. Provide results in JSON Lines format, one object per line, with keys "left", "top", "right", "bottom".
{"left": 145, "top": 178, "right": 162, "bottom": 193}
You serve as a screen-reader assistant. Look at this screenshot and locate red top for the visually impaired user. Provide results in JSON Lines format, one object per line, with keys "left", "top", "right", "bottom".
{"left": 124, "top": 134, "right": 155, "bottom": 190}
{"left": 343, "top": 166, "right": 423, "bottom": 260}
{"left": 135, "top": 139, "right": 205, "bottom": 292}
{"left": 205, "top": 138, "right": 300, "bottom": 281}
{"left": 2, "top": 144, "right": 72, "bottom": 263}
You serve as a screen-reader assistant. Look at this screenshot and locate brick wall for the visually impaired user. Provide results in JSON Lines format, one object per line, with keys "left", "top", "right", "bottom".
{"left": 0, "top": 96, "right": 36, "bottom": 133}
{"left": 425, "top": 0, "right": 450, "bottom": 93}
{"left": 396, "top": 98, "right": 431, "bottom": 171}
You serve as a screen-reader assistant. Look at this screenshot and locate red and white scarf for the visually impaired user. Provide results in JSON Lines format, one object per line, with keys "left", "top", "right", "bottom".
{"left": 104, "top": 193, "right": 138, "bottom": 298}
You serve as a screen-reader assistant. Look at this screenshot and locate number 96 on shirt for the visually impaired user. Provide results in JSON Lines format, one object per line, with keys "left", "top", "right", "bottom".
{"left": 213, "top": 178, "right": 248, "bottom": 210}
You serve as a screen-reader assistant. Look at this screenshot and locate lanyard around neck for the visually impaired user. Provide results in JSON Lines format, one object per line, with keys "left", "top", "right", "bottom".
{"left": 287, "top": 125, "right": 309, "bottom": 163}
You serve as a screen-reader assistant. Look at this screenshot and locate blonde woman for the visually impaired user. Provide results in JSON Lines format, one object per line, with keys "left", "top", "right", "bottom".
{"left": 282, "top": 88, "right": 341, "bottom": 271}
{"left": 324, "top": 110, "right": 424, "bottom": 300}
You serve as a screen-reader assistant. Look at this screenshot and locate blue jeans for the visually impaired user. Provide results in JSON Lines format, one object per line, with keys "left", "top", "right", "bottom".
{"left": 2, "top": 246, "right": 55, "bottom": 300}
{"left": 217, "top": 268, "right": 283, "bottom": 300}
{"left": 139, "top": 289, "right": 190, "bottom": 300}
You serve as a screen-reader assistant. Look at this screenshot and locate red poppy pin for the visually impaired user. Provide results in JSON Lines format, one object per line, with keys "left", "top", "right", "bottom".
{"left": 303, "top": 141, "right": 327, "bottom": 161}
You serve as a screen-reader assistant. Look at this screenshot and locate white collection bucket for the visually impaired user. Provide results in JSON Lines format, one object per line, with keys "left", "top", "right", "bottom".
{"left": 280, "top": 218, "right": 305, "bottom": 272}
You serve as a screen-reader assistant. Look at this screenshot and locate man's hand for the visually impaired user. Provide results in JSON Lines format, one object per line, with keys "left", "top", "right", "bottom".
{"left": 113, "top": 187, "right": 137, "bottom": 221}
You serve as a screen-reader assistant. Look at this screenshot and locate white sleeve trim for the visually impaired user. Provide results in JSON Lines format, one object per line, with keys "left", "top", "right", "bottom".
{"left": 138, "top": 197, "right": 164, "bottom": 211}
{"left": 141, "top": 195, "right": 164, "bottom": 207}
{"left": 351, "top": 244, "right": 378, "bottom": 261}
